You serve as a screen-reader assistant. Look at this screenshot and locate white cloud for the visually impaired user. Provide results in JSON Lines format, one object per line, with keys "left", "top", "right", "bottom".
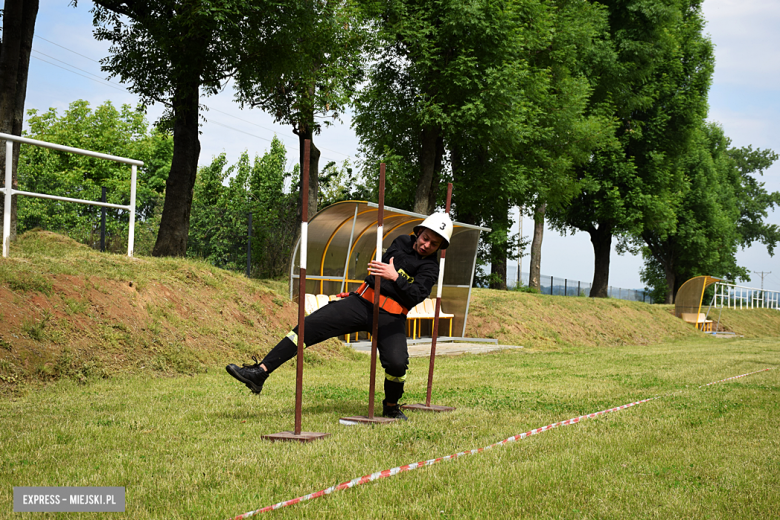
{"left": 703, "top": 0, "right": 780, "bottom": 86}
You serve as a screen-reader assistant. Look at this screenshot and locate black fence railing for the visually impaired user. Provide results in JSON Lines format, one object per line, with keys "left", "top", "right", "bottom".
{"left": 507, "top": 266, "right": 653, "bottom": 303}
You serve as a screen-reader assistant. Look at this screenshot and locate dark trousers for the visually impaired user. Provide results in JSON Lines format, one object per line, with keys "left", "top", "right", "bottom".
{"left": 260, "top": 294, "right": 409, "bottom": 402}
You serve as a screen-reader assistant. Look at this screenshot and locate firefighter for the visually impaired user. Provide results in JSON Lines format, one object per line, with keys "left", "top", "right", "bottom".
{"left": 226, "top": 212, "right": 454, "bottom": 420}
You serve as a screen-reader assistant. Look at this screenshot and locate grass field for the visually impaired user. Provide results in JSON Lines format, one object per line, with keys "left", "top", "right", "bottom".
{"left": 2, "top": 336, "right": 778, "bottom": 519}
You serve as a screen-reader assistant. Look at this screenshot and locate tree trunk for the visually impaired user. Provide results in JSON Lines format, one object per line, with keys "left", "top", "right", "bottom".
{"left": 528, "top": 203, "right": 546, "bottom": 291}
{"left": 642, "top": 232, "right": 676, "bottom": 304}
{"left": 414, "top": 125, "right": 442, "bottom": 215}
{"left": 0, "top": 0, "right": 38, "bottom": 241}
{"left": 490, "top": 258, "right": 507, "bottom": 290}
{"left": 152, "top": 79, "right": 201, "bottom": 257}
{"left": 588, "top": 223, "right": 612, "bottom": 298}
{"left": 295, "top": 127, "right": 320, "bottom": 222}
{"left": 664, "top": 263, "right": 675, "bottom": 304}
{"left": 488, "top": 199, "right": 510, "bottom": 290}
{"left": 293, "top": 82, "right": 320, "bottom": 223}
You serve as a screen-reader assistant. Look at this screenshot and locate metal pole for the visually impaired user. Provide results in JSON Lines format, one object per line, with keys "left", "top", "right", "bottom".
{"left": 564, "top": 279, "right": 567, "bottom": 297}
{"left": 100, "top": 187, "right": 107, "bottom": 252}
{"left": 367, "top": 164, "right": 386, "bottom": 419}
{"left": 294, "top": 141, "right": 311, "bottom": 436}
{"left": 517, "top": 206, "right": 522, "bottom": 288}
{"left": 3, "top": 141, "right": 12, "bottom": 258}
{"left": 127, "top": 165, "right": 137, "bottom": 257}
{"left": 262, "top": 140, "right": 327, "bottom": 442}
{"left": 426, "top": 183, "right": 452, "bottom": 407}
{"left": 246, "top": 212, "right": 252, "bottom": 278}
{"left": 550, "top": 276, "right": 554, "bottom": 295}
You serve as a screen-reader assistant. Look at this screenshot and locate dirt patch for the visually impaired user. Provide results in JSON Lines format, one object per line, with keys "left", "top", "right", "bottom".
{"left": 0, "top": 231, "right": 350, "bottom": 393}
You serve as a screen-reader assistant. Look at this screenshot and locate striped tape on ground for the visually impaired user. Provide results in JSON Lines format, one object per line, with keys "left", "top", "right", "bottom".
{"left": 229, "top": 367, "right": 774, "bottom": 519}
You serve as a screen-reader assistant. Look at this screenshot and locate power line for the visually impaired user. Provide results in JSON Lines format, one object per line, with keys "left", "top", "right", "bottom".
{"left": 34, "top": 35, "right": 102, "bottom": 64}
{"left": 208, "top": 121, "right": 347, "bottom": 166}
{"left": 751, "top": 270, "right": 772, "bottom": 290}
{"left": 32, "top": 49, "right": 115, "bottom": 84}
{"left": 31, "top": 36, "right": 356, "bottom": 161}
{"left": 31, "top": 55, "right": 127, "bottom": 93}
{"left": 206, "top": 107, "right": 352, "bottom": 159}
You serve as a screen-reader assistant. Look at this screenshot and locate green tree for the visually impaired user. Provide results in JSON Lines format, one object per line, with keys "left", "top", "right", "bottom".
{"left": 547, "top": 0, "right": 714, "bottom": 297}
{"left": 188, "top": 137, "right": 298, "bottom": 278}
{"left": 16, "top": 100, "right": 172, "bottom": 252}
{"left": 640, "top": 123, "right": 780, "bottom": 302}
{"left": 354, "top": 0, "right": 549, "bottom": 217}
{"left": 90, "top": 0, "right": 309, "bottom": 257}
{"left": 318, "top": 160, "right": 371, "bottom": 208}
{"left": 510, "top": 0, "right": 614, "bottom": 291}
{"left": 90, "top": 0, "right": 242, "bottom": 256}
{"left": 233, "top": 0, "right": 368, "bottom": 222}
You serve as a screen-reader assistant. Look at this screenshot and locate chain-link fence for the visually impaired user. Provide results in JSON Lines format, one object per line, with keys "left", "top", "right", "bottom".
{"left": 507, "top": 266, "right": 653, "bottom": 303}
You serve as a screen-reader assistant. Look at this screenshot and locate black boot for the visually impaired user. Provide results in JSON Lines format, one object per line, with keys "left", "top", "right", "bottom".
{"left": 226, "top": 356, "right": 269, "bottom": 395}
{"left": 382, "top": 400, "right": 408, "bottom": 421}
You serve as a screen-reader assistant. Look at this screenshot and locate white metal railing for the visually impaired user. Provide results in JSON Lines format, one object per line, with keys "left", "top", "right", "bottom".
{"left": 1, "top": 132, "right": 143, "bottom": 258}
{"left": 713, "top": 282, "right": 780, "bottom": 310}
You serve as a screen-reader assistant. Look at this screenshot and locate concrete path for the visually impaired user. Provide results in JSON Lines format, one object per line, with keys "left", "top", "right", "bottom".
{"left": 348, "top": 341, "right": 523, "bottom": 357}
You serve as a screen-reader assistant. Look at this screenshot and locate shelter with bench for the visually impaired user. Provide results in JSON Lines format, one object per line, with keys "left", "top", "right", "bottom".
{"left": 289, "top": 201, "right": 489, "bottom": 342}
{"left": 674, "top": 275, "right": 720, "bottom": 332}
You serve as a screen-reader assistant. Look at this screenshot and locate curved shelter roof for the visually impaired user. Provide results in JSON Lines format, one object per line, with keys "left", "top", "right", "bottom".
{"left": 674, "top": 276, "right": 721, "bottom": 317}
{"left": 289, "top": 200, "right": 490, "bottom": 338}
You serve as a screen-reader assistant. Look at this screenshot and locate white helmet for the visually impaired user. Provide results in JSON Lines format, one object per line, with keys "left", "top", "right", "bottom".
{"left": 414, "top": 212, "right": 453, "bottom": 249}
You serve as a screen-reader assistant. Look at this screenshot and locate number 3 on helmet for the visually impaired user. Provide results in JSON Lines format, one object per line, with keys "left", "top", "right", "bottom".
{"left": 414, "top": 212, "right": 454, "bottom": 249}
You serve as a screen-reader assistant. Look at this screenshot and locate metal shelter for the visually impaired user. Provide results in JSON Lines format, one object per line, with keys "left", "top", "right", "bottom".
{"left": 289, "top": 201, "right": 490, "bottom": 338}
{"left": 674, "top": 276, "right": 721, "bottom": 318}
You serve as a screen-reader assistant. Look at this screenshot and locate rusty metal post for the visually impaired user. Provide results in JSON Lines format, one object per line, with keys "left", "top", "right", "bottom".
{"left": 263, "top": 140, "right": 329, "bottom": 442}
{"left": 404, "top": 183, "right": 455, "bottom": 413}
{"left": 341, "top": 164, "right": 397, "bottom": 425}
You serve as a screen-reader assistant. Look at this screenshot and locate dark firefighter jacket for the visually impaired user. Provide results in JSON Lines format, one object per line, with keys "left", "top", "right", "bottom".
{"left": 363, "top": 234, "right": 440, "bottom": 311}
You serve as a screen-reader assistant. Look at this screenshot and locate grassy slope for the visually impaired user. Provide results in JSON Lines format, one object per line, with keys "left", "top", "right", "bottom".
{"left": 1, "top": 230, "right": 779, "bottom": 394}
{"left": 0, "top": 231, "right": 356, "bottom": 393}
{"left": 466, "top": 288, "right": 780, "bottom": 348}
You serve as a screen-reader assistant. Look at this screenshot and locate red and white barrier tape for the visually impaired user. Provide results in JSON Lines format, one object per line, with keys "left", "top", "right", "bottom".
{"left": 701, "top": 367, "right": 772, "bottom": 387}
{"left": 229, "top": 367, "right": 774, "bottom": 519}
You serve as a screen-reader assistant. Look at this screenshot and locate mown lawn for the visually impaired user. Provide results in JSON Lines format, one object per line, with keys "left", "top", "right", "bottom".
{"left": 1, "top": 337, "right": 778, "bottom": 519}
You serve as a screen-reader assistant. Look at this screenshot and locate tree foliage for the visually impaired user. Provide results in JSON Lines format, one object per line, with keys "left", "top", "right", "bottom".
{"left": 233, "top": 0, "right": 368, "bottom": 221}
{"left": 354, "top": 0, "right": 550, "bottom": 215}
{"left": 188, "top": 137, "right": 299, "bottom": 278}
{"left": 17, "top": 100, "right": 172, "bottom": 253}
{"left": 547, "top": 0, "right": 715, "bottom": 297}
{"left": 640, "top": 122, "right": 779, "bottom": 302}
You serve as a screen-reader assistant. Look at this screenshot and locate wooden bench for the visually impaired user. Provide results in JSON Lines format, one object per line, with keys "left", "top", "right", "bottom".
{"left": 681, "top": 312, "right": 713, "bottom": 332}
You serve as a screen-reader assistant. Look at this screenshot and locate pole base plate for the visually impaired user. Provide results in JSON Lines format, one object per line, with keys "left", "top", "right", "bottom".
{"left": 402, "top": 403, "right": 455, "bottom": 412}
{"left": 339, "top": 415, "right": 398, "bottom": 425}
{"left": 261, "top": 431, "right": 330, "bottom": 443}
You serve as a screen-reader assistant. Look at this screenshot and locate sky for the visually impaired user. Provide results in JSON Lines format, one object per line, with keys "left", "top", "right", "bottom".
{"left": 17, "top": 0, "right": 780, "bottom": 293}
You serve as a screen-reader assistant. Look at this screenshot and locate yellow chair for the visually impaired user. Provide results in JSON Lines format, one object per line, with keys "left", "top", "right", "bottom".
{"left": 408, "top": 299, "right": 454, "bottom": 339}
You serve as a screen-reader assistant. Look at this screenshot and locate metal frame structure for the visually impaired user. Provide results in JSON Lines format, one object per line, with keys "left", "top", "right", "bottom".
{"left": 288, "top": 201, "right": 490, "bottom": 338}
{"left": 1, "top": 132, "right": 143, "bottom": 258}
{"left": 713, "top": 282, "right": 780, "bottom": 310}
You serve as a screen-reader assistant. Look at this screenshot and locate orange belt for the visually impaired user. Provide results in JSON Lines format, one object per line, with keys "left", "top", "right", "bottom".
{"left": 356, "top": 283, "right": 409, "bottom": 316}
